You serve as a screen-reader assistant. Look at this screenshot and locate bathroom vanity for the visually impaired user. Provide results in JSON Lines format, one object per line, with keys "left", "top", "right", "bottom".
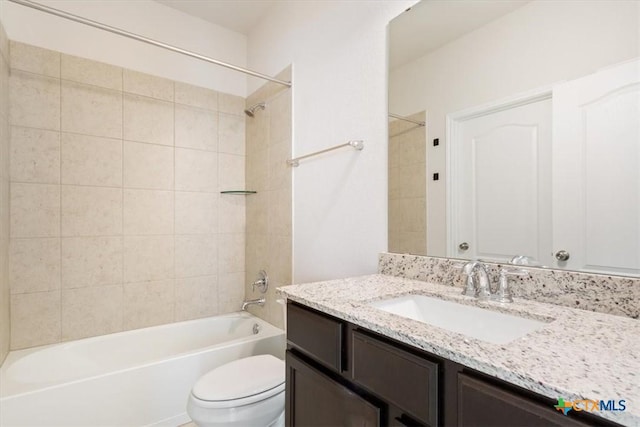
{"left": 279, "top": 274, "right": 639, "bottom": 427}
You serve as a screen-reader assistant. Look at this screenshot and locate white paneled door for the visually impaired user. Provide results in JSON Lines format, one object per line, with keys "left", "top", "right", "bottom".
{"left": 552, "top": 59, "right": 640, "bottom": 275}
{"left": 451, "top": 97, "right": 552, "bottom": 265}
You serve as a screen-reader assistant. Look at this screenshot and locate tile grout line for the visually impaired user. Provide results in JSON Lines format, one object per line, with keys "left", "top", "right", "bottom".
{"left": 172, "top": 81, "right": 176, "bottom": 323}
{"left": 121, "top": 67, "right": 125, "bottom": 333}
{"left": 58, "top": 51, "right": 62, "bottom": 344}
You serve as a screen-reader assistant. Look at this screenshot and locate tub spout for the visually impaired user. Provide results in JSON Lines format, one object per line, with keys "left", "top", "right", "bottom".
{"left": 242, "top": 297, "right": 266, "bottom": 310}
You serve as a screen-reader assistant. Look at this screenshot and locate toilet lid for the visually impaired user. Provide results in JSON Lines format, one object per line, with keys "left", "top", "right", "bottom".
{"left": 192, "top": 354, "right": 285, "bottom": 402}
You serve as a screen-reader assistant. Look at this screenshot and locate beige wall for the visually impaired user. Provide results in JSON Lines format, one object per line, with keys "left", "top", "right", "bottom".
{"left": 245, "top": 68, "right": 292, "bottom": 329}
{"left": 388, "top": 112, "right": 426, "bottom": 255}
{"left": 8, "top": 42, "right": 247, "bottom": 349}
{"left": 0, "top": 21, "right": 10, "bottom": 363}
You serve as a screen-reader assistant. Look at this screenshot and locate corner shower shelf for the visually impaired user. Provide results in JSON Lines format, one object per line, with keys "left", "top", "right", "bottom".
{"left": 220, "top": 190, "right": 257, "bottom": 195}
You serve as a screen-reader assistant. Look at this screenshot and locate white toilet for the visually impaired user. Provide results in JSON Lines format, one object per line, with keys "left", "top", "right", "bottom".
{"left": 187, "top": 354, "right": 285, "bottom": 427}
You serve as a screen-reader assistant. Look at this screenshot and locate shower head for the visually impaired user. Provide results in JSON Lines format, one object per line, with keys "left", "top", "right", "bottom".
{"left": 244, "top": 102, "right": 266, "bottom": 117}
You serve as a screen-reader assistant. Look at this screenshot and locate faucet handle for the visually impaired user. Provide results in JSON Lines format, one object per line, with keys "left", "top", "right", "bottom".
{"left": 493, "top": 267, "right": 528, "bottom": 303}
{"left": 251, "top": 270, "right": 269, "bottom": 294}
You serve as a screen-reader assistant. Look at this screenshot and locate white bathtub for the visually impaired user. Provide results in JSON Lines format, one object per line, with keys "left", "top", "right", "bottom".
{"left": 0, "top": 312, "right": 285, "bottom": 427}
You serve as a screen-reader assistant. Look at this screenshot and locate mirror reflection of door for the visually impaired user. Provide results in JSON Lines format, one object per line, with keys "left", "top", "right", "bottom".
{"left": 388, "top": 0, "right": 640, "bottom": 276}
{"left": 553, "top": 59, "right": 640, "bottom": 275}
{"left": 450, "top": 96, "right": 552, "bottom": 266}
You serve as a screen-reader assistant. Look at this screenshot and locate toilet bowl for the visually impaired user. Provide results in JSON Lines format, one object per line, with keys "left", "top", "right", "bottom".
{"left": 187, "top": 354, "right": 285, "bottom": 427}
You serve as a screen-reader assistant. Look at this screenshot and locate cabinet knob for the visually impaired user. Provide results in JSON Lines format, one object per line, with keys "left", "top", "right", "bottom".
{"left": 555, "top": 250, "right": 570, "bottom": 261}
{"left": 459, "top": 242, "right": 469, "bottom": 251}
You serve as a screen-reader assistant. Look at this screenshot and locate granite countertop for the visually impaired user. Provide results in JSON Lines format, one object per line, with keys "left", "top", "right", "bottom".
{"left": 277, "top": 274, "right": 640, "bottom": 426}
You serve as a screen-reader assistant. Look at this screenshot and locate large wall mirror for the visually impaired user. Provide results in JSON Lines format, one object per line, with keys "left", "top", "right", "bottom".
{"left": 388, "top": 0, "right": 640, "bottom": 276}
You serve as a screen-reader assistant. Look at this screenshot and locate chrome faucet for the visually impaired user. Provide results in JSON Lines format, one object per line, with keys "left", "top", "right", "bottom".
{"left": 241, "top": 298, "right": 265, "bottom": 310}
{"left": 457, "top": 260, "right": 528, "bottom": 303}
{"left": 460, "top": 261, "right": 492, "bottom": 300}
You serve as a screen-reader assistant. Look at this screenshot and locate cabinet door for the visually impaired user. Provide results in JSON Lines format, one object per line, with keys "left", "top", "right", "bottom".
{"left": 351, "top": 331, "right": 438, "bottom": 426}
{"left": 458, "top": 373, "right": 592, "bottom": 427}
{"left": 286, "top": 351, "right": 381, "bottom": 427}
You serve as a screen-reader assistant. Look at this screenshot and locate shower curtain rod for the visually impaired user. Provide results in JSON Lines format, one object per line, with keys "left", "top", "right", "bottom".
{"left": 388, "top": 112, "right": 425, "bottom": 126}
{"left": 8, "top": 0, "right": 292, "bottom": 87}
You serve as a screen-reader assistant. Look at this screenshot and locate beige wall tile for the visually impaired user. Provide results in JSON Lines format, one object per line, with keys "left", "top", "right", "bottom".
{"left": 1, "top": 55, "right": 8, "bottom": 118}
{"left": 268, "top": 189, "right": 292, "bottom": 237}
{"left": 175, "top": 81, "right": 217, "bottom": 111}
{"left": 246, "top": 192, "right": 267, "bottom": 235}
{"left": 123, "top": 141, "right": 173, "bottom": 190}
{"left": 175, "top": 276, "right": 216, "bottom": 321}
{"left": 267, "top": 234, "right": 292, "bottom": 286}
{"left": 10, "top": 183, "right": 60, "bottom": 238}
{"left": 61, "top": 80, "right": 122, "bottom": 138}
{"left": 267, "top": 141, "right": 291, "bottom": 191}
{"left": 218, "top": 114, "right": 245, "bottom": 155}
{"left": 10, "top": 126, "right": 60, "bottom": 184}
{"left": 175, "top": 105, "right": 217, "bottom": 151}
{"left": 123, "top": 236, "right": 174, "bottom": 283}
{"left": 61, "top": 186, "right": 122, "bottom": 236}
{"left": 61, "top": 54, "right": 122, "bottom": 90}
{"left": 10, "top": 71, "right": 60, "bottom": 130}
{"left": 61, "top": 285, "right": 122, "bottom": 341}
{"left": 0, "top": 23, "right": 8, "bottom": 62}
{"left": 246, "top": 233, "right": 268, "bottom": 275}
{"left": 9, "top": 238, "right": 60, "bottom": 294}
{"left": 245, "top": 106, "right": 268, "bottom": 155}
{"left": 124, "top": 189, "right": 174, "bottom": 235}
{"left": 10, "top": 41, "right": 60, "bottom": 77}
{"left": 218, "top": 233, "right": 244, "bottom": 274}
{"left": 246, "top": 148, "right": 267, "bottom": 192}
{"left": 218, "top": 272, "right": 244, "bottom": 314}
{"left": 123, "top": 94, "right": 174, "bottom": 146}
{"left": 269, "top": 91, "right": 291, "bottom": 144}
{"left": 175, "top": 192, "right": 217, "bottom": 235}
{"left": 123, "top": 279, "right": 174, "bottom": 330}
{"left": 175, "top": 235, "right": 217, "bottom": 278}
{"left": 218, "top": 153, "right": 244, "bottom": 189}
{"left": 218, "top": 93, "right": 245, "bottom": 116}
{"left": 175, "top": 148, "right": 217, "bottom": 192}
{"left": 123, "top": 70, "right": 174, "bottom": 101}
{"left": 218, "top": 196, "right": 245, "bottom": 234}
{"left": 61, "top": 236, "right": 122, "bottom": 289}
{"left": 61, "top": 133, "right": 122, "bottom": 187}
{"left": 11, "top": 290, "right": 60, "bottom": 349}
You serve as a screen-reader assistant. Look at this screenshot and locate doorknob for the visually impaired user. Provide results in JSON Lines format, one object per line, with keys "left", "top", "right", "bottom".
{"left": 555, "top": 250, "right": 570, "bottom": 261}
{"left": 459, "top": 242, "right": 469, "bottom": 251}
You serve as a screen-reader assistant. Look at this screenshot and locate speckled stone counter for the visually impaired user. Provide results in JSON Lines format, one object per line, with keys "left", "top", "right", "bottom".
{"left": 378, "top": 252, "right": 640, "bottom": 319}
{"left": 277, "top": 275, "right": 640, "bottom": 426}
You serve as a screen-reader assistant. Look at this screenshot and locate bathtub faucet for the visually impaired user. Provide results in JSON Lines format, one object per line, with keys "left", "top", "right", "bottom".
{"left": 242, "top": 298, "right": 266, "bottom": 310}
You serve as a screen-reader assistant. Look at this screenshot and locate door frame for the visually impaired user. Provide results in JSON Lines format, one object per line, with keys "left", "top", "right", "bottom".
{"left": 445, "top": 86, "right": 553, "bottom": 258}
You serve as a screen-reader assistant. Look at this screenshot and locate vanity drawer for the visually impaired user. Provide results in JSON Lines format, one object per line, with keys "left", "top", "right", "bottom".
{"left": 351, "top": 330, "right": 439, "bottom": 426}
{"left": 457, "top": 373, "right": 594, "bottom": 427}
{"left": 287, "top": 302, "right": 343, "bottom": 372}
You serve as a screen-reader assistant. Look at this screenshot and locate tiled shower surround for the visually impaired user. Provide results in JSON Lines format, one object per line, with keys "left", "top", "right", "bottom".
{"left": 244, "top": 68, "right": 292, "bottom": 329}
{"left": 0, "top": 23, "right": 10, "bottom": 363}
{"left": 379, "top": 252, "right": 640, "bottom": 319}
{"left": 388, "top": 112, "right": 426, "bottom": 255}
{"left": 8, "top": 41, "right": 248, "bottom": 349}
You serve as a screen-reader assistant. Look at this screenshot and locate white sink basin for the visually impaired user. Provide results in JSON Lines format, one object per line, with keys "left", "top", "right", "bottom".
{"left": 369, "top": 294, "right": 549, "bottom": 345}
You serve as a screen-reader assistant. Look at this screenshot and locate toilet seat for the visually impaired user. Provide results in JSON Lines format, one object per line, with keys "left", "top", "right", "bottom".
{"left": 191, "top": 354, "right": 285, "bottom": 409}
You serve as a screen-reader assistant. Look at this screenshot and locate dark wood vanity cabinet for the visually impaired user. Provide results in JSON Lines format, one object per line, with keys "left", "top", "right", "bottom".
{"left": 286, "top": 351, "right": 381, "bottom": 427}
{"left": 285, "top": 302, "right": 622, "bottom": 427}
{"left": 457, "top": 373, "right": 594, "bottom": 427}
